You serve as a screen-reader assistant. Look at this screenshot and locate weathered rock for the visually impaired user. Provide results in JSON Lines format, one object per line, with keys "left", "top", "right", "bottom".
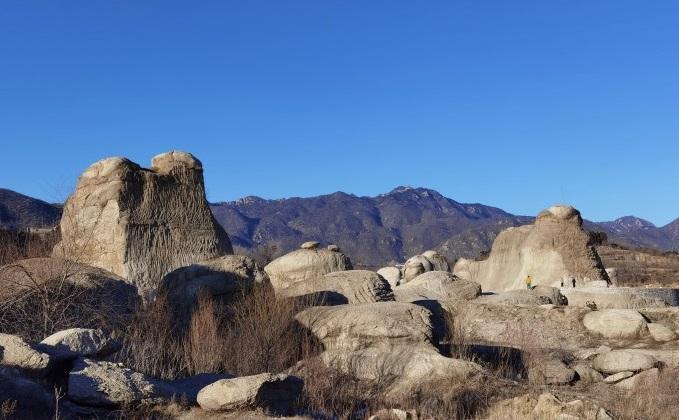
{"left": 301, "top": 241, "right": 320, "bottom": 250}
{"left": 68, "top": 359, "right": 176, "bottom": 407}
{"left": 53, "top": 151, "right": 233, "bottom": 293}
{"left": 196, "top": 373, "right": 303, "bottom": 413}
{"left": 421, "top": 250, "right": 451, "bottom": 272}
{"left": 527, "top": 356, "right": 576, "bottom": 385}
{"left": 573, "top": 363, "right": 604, "bottom": 384}
{"left": 264, "top": 248, "right": 352, "bottom": 295}
{"left": 562, "top": 287, "right": 675, "bottom": 309}
{"left": 38, "top": 328, "right": 120, "bottom": 362}
{"left": 170, "top": 373, "right": 234, "bottom": 405}
{"left": 159, "top": 255, "right": 266, "bottom": 313}
{"left": 603, "top": 371, "right": 634, "bottom": 383}
{"left": 402, "top": 255, "right": 433, "bottom": 283}
{"left": 377, "top": 266, "right": 402, "bottom": 288}
{"left": 327, "top": 244, "right": 340, "bottom": 252}
{"left": 454, "top": 205, "right": 609, "bottom": 291}
{"left": 0, "top": 368, "right": 55, "bottom": 419}
{"left": 295, "top": 302, "right": 435, "bottom": 351}
{"left": 296, "top": 302, "right": 483, "bottom": 395}
{"left": 0, "top": 334, "right": 52, "bottom": 376}
{"left": 592, "top": 350, "right": 657, "bottom": 374}
{"left": 393, "top": 271, "right": 481, "bottom": 302}
{"left": 484, "top": 392, "right": 609, "bottom": 420}
{"left": 648, "top": 323, "right": 677, "bottom": 342}
{"left": 279, "top": 270, "right": 394, "bottom": 304}
{"left": 615, "top": 367, "right": 660, "bottom": 391}
{"left": 583, "top": 309, "right": 648, "bottom": 339}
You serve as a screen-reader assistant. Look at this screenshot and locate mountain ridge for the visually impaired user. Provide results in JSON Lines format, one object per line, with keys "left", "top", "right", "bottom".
{"left": 2, "top": 186, "right": 677, "bottom": 266}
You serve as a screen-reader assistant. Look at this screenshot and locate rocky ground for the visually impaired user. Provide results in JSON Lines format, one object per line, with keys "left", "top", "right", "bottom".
{"left": 1, "top": 151, "right": 678, "bottom": 419}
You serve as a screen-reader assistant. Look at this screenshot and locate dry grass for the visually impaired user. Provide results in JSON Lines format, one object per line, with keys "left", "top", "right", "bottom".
{"left": 0, "top": 228, "right": 57, "bottom": 267}
{"left": 117, "top": 284, "right": 322, "bottom": 380}
{"left": 607, "top": 367, "right": 679, "bottom": 419}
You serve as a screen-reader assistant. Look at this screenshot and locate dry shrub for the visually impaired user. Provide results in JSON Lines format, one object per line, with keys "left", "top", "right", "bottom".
{"left": 611, "top": 367, "right": 679, "bottom": 419}
{"left": 0, "top": 260, "right": 133, "bottom": 342}
{"left": 296, "top": 358, "right": 387, "bottom": 419}
{"left": 118, "top": 284, "right": 321, "bottom": 380}
{"left": 0, "top": 400, "right": 17, "bottom": 420}
{"left": 0, "top": 228, "right": 58, "bottom": 267}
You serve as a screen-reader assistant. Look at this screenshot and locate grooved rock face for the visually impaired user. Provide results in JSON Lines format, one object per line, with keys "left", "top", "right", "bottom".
{"left": 278, "top": 269, "right": 394, "bottom": 304}
{"left": 453, "top": 205, "right": 609, "bottom": 291}
{"left": 52, "top": 151, "right": 232, "bottom": 293}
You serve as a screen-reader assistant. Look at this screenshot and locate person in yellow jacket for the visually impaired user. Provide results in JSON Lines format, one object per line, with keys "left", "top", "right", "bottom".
{"left": 525, "top": 275, "right": 533, "bottom": 290}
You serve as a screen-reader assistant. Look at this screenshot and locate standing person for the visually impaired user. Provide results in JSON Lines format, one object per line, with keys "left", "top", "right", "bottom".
{"left": 525, "top": 275, "right": 532, "bottom": 290}
{"left": 572, "top": 278, "right": 576, "bottom": 288}
{"left": 561, "top": 279, "right": 564, "bottom": 287}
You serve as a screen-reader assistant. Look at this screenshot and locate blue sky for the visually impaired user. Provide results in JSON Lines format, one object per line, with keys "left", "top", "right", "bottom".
{"left": 1, "top": 1, "right": 678, "bottom": 225}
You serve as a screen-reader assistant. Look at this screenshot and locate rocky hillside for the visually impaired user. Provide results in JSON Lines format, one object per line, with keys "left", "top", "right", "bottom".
{"left": 0, "top": 188, "right": 61, "bottom": 230}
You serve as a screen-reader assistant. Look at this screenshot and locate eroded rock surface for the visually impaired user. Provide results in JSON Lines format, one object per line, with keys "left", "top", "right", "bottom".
{"left": 454, "top": 205, "right": 609, "bottom": 291}
{"left": 264, "top": 248, "right": 352, "bottom": 296}
{"left": 53, "top": 151, "right": 233, "bottom": 293}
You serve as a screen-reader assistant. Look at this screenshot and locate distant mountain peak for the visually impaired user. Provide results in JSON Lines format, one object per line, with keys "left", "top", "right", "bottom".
{"left": 609, "top": 216, "right": 656, "bottom": 229}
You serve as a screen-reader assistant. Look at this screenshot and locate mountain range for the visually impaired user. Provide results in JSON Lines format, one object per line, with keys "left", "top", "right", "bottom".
{"left": 1, "top": 186, "right": 677, "bottom": 267}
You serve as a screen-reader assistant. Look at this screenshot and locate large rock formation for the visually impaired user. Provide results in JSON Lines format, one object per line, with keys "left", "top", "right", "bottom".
{"left": 52, "top": 151, "right": 232, "bottom": 293}
{"left": 454, "top": 205, "right": 609, "bottom": 291}
{"left": 278, "top": 270, "right": 395, "bottom": 304}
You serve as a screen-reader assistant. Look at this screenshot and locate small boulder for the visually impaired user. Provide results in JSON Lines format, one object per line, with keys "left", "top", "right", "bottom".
{"left": 528, "top": 356, "right": 576, "bottom": 385}
{"left": 68, "top": 359, "right": 176, "bottom": 407}
{"left": 394, "top": 271, "right": 481, "bottom": 302}
{"left": 421, "top": 250, "right": 451, "bottom": 272}
{"left": 573, "top": 363, "right": 604, "bottom": 383}
{"left": 38, "top": 328, "right": 120, "bottom": 362}
{"left": 603, "top": 371, "right": 634, "bottom": 384}
{"left": 196, "top": 373, "right": 303, "bottom": 413}
{"left": 648, "top": 323, "right": 677, "bottom": 342}
{"left": 402, "top": 255, "right": 433, "bottom": 283}
{"left": 0, "top": 334, "right": 52, "bottom": 376}
{"left": 301, "top": 241, "right": 320, "bottom": 250}
{"left": 583, "top": 309, "right": 647, "bottom": 339}
{"left": 369, "top": 408, "right": 418, "bottom": 420}
{"left": 615, "top": 367, "right": 660, "bottom": 391}
{"left": 327, "top": 244, "right": 340, "bottom": 252}
{"left": 377, "top": 266, "right": 402, "bottom": 288}
{"left": 592, "top": 350, "right": 657, "bottom": 374}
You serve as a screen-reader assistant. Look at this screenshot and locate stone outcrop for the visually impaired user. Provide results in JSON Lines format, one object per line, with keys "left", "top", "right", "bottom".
{"left": 393, "top": 271, "right": 481, "bottom": 303}
{"left": 295, "top": 302, "right": 483, "bottom": 394}
{"left": 159, "top": 255, "right": 266, "bottom": 313}
{"left": 196, "top": 373, "right": 303, "bottom": 413}
{"left": 279, "top": 270, "right": 394, "bottom": 304}
{"left": 264, "top": 246, "right": 352, "bottom": 296}
{"left": 454, "top": 205, "right": 609, "bottom": 291}
{"left": 53, "top": 151, "right": 233, "bottom": 293}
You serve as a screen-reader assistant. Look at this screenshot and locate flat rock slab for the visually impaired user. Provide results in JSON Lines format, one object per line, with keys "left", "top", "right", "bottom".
{"left": 603, "top": 371, "right": 633, "bottom": 383}
{"left": 68, "top": 359, "right": 176, "bottom": 407}
{"left": 38, "top": 328, "right": 120, "bottom": 362}
{"left": 583, "top": 309, "right": 647, "bottom": 339}
{"left": 592, "top": 350, "right": 657, "bottom": 375}
{"left": 197, "top": 373, "right": 303, "bottom": 414}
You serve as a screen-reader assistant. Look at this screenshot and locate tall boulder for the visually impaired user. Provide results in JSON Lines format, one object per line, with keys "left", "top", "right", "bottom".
{"left": 52, "top": 151, "right": 232, "bottom": 293}
{"left": 453, "top": 205, "right": 609, "bottom": 291}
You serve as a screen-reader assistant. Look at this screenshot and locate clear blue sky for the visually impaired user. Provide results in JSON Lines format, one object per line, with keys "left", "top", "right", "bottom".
{"left": 1, "top": 1, "right": 678, "bottom": 225}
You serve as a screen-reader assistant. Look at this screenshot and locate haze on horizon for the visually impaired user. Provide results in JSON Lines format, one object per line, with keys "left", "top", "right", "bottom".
{"left": 1, "top": 1, "right": 678, "bottom": 225}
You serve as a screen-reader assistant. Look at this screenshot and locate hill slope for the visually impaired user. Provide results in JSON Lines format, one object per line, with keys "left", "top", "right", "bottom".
{"left": 0, "top": 188, "right": 61, "bottom": 230}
